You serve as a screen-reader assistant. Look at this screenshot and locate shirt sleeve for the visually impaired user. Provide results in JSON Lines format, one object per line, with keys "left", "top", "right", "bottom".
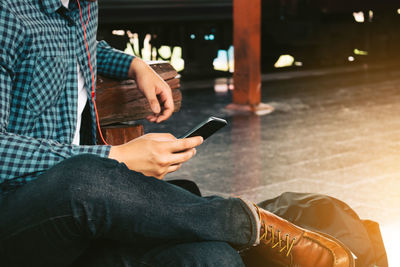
{"left": 96, "top": 40, "right": 135, "bottom": 79}
{"left": 0, "top": 5, "right": 111, "bottom": 189}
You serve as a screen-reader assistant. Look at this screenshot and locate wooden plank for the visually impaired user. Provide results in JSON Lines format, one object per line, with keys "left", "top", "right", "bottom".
{"left": 98, "top": 124, "right": 144, "bottom": 146}
{"left": 96, "top": 61, "right": 181, "bottom": 126}
{"left": 148, "top": 61, "right": 179, "bottom": 81}
{"left": 233, "top": 0, "right": 261, "bottom": 106}
{"left": 96, "top": 77, "right": 180, "bottom": 95}
{"left": 95, "top": 61, "right": 182, "bottom": 145}
{"left": 96, "top": 80, "right": 182, "bottom": 125}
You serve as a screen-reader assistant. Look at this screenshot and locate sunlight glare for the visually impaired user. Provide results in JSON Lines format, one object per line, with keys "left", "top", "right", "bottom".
{"left": 112, "top": 30, "right": 125, "bottom": 36}
{"left": 171, "top": 47, "right": 185, "bottom": 72}
{"left": 381, "top": 222, "right": 400, "bottom": 266}
{"left": 353, "top": 12, "right": 365, "bottom": 23}
{"left": 274, "top": 55, "right": 295, "bottom": 68}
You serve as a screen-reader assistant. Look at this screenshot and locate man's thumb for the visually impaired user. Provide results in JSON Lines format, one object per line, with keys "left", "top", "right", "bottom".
{"left": 144, "top": 89, "right": 161, "bottom": 114}
{"left": 150, "top": 99, "right": 161, "bottom": 114}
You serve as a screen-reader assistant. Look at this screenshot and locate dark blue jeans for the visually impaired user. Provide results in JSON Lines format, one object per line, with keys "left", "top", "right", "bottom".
{"left": 0, "top": 155, "right": 258, "bottom": 266}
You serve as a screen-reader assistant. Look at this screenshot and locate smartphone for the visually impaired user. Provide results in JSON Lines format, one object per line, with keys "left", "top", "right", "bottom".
{"left": 179, "top": 117, "right": 227, "bottom": 140}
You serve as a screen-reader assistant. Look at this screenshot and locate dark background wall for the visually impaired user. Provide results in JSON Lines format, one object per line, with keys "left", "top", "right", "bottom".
{"left": 98, "top": 0, "right": 400, "bottom": 77}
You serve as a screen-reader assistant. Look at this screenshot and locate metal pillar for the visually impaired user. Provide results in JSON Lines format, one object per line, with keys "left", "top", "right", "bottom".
{"left": 233, "top": 0, "right": 262, "bottom": 106}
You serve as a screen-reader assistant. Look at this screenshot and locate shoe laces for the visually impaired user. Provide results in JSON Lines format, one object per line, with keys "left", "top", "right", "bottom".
{"left": 256, "top": 206, "right": 296, "bottom": 257}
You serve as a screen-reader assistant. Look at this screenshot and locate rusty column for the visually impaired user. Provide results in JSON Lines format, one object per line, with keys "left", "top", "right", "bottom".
{"left": 230, "top": 0, "right": 273, "bottom": 115}
{"left": 233, "top": 0, "right": 261, "bottom": 106}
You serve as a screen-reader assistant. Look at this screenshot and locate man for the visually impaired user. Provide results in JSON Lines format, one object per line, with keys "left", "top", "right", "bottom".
{"left": 0, "top": 0, "right": 355, "bottom": 266}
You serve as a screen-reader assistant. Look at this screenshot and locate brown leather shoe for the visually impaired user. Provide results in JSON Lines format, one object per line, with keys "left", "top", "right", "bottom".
{"left": 242, "top": 206, "right": 355, "bottom": 267}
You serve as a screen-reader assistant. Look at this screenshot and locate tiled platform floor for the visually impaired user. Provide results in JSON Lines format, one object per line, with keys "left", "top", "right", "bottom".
{"left": 144, "top": 66, "right": 400, "bottom": 265}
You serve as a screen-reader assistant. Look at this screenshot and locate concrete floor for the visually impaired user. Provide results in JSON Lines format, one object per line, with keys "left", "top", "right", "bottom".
{"left": 143, "top": 65, "right": 400, "bottom": 265}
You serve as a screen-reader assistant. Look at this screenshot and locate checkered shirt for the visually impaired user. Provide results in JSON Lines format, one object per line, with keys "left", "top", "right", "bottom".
{"left": 0, "top": 0, "right": 135, "bottom": 192}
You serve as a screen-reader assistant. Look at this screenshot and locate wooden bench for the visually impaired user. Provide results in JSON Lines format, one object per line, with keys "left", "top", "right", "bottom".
{"left": 96, "top": 61, "right": 182, "bottom": 145}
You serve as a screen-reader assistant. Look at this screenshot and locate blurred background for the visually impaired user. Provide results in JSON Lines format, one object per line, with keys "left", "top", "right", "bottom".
{"left": 98, "top": 1, "right": 400, "bottom": 265}
{"left": 98, "top": 0, "right": 400, "bottom": 77}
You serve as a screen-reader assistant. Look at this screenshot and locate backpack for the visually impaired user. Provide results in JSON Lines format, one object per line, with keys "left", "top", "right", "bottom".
{"left": 169, "top": 181, "right": 388, "bottom": 267}
{"left": 253, "top": 192, "right": 388, "bottom": 267}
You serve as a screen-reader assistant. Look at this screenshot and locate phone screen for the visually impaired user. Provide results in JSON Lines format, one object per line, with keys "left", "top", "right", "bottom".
{"left": 179, "top": 117, "right": 227, "bottom": 140}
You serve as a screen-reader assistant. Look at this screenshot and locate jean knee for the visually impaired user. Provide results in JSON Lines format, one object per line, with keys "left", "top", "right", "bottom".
{"left": 46, "top": 154, "right": 121, "bottom": 202}
{"left": 59, "top": 154, "right": 117, "bottom": 174}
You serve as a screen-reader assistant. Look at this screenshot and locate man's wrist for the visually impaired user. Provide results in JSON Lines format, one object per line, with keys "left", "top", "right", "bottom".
{"left": 108, "top": 146, "right": 122, "bottom": 162}
{"left": 128, "top": 57, "right": 147, "bottom": 79}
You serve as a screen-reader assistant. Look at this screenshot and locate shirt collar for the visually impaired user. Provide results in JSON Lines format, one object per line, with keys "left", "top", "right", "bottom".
{"left": 41, "top": 0, "right": 94, "bottom": 13}
{"left": 61, "top": 0, "right": 70, "bottom": 9}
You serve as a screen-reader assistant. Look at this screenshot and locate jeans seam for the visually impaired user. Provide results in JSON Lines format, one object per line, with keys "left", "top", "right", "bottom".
{"left": 0, "top": 214, "right": 81, "bottom": 241}
{"left": 137, "top": 260, "right": 155, "bottom": 267}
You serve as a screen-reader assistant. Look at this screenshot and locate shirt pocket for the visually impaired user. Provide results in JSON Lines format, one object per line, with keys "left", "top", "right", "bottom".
{"left": 27, "top": 56, "right": 66, "bottom": 115}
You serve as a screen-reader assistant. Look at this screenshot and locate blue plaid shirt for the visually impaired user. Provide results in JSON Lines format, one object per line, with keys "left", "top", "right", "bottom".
{"left": 0, "top": 0, "right": 135, "bottom": 192}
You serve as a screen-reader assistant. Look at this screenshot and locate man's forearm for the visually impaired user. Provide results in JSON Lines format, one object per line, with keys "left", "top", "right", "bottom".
{"left": 96, "top": 40, "right": 135, "bottom": 80}
{"left": 127, "top": 57, "right": 158, "bottom": 79}
{"left": 0, "top": 131, "right": 111, "bottom": 184}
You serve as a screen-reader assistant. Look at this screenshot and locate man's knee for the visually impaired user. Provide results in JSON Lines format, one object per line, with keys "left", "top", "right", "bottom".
{"left": 44, "top": 154, "right": 122, "bottom": 202}
{"left": 57, "top": 154, "right": 117, "bottom": 174}
{"left": 52, "top": 154, "right": 118, "bottom": 179}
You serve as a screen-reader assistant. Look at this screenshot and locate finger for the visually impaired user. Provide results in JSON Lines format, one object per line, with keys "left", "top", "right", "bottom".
{"left": 157, "top": 97, "right": 174, "bottom": 121}
{"left": 169, "top": 149, "right": 196, "bottom": 165}
{"left": 156, "top": 85, "right": 174, "bottom": 122}
{"left": 146, "top": 115, "right": 158, "bottom": 122}
{"left": 167, "top": 163, "right": 182, "bottom": 174}
{"left": 156, "top": 106, "right": 174, "bottom": 123}
{"left": 155, "top": 173, "right": 166, "bottom": 180}
{"left": 143, "top": 88, "right": 161, "bottom": 114}
{"left": 167, "top": 136, "right": 204, "bottom": 152}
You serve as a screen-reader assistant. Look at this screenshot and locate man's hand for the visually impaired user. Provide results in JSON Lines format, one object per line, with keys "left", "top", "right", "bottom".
{"left": 128, "top": 57, "right": 174, "bottom": 123}
{"left": 108, "top": 133, "right": 203, "bottom": 180}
